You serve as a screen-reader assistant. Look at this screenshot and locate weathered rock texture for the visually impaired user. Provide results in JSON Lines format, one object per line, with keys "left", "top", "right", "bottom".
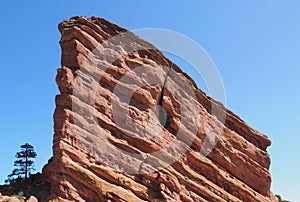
{"left": 43, "top": 16, "right": 278, "bottom": 202}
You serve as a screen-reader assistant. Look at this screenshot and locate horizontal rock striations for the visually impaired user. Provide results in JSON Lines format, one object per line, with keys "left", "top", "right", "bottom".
{"left": 43, "top": 16, "right": 278, "bottom": 202}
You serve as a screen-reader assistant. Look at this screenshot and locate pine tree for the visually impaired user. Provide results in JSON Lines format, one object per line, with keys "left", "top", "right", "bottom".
{"left": 6, "top": 143, "right": 37, "bottom": 183}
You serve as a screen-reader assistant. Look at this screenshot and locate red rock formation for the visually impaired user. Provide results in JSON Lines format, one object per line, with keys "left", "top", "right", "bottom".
{"left": 43, "top": 16, "right": 278, "bottom": 202}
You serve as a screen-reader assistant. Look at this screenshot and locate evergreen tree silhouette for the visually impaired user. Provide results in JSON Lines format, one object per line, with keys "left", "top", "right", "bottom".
{"left": 6, "top": 143, "right": 37, "bottom": 183}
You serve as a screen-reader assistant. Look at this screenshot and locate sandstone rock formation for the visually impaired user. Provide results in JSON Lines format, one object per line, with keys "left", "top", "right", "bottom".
{"left": 0, "top": 193, "right": 38, "bottom": 202}
{"left": 0, "top": 194, "right": 20, "bottom": 202}
{"left": 43, "top": 16, "right": 278, "bottom": 202}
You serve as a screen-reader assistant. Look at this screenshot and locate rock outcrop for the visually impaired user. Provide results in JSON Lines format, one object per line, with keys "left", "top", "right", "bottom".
{"left": 43, "top": 16, "right": 278, "bottom": 202}
{"left": 0, "top": 193, "right": 38, "bottom": 202}
{"left": 0, "top": 194, "right": 20, "bottom": 202}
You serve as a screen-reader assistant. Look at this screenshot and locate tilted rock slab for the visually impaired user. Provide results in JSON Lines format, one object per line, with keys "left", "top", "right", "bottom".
{"left": 43, "top": 16, "right": 278, "bottom": 202}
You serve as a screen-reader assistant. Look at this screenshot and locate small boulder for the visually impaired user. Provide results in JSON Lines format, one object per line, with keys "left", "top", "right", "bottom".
{"left": 26, "top": 196, "right": 38, "bottom": 202}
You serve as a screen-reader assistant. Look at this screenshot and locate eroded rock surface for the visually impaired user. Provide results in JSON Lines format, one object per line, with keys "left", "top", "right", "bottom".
{"left": 43, "top": 16, "right": 278, "bottom": 202}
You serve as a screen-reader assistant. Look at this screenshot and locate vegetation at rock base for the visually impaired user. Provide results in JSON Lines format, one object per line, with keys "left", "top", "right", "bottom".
{"left": 275, "top": 194, "right": 291, "bottom": 202}
{"left": 12, "top": 191, "right": 24, "bottom": 201}
{"left": 0, "top": 172, "right": 50, "bottom": 201}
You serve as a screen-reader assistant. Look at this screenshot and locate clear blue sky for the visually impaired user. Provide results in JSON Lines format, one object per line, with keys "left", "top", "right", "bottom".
{"left": 0, "top": 1, "right": 299, "bottom": 201}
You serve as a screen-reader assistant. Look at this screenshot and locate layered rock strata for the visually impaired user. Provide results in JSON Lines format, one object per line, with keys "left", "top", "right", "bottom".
{"left": 43, "top": 16, "right": 277, "bottom": 202}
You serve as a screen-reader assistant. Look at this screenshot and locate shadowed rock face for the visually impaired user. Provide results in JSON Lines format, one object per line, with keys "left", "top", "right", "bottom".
{"left": 43, "top": 16, "right": 278, "bottom": 202}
